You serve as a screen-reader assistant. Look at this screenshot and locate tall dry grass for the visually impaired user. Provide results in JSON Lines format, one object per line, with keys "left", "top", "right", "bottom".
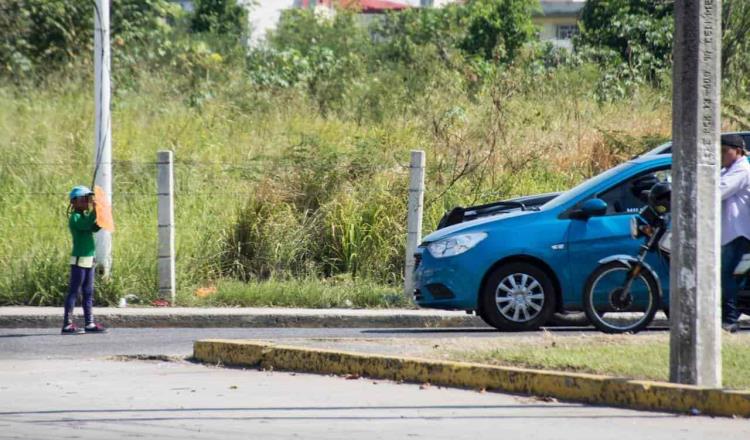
{"left": 0, "top": 64, "right": 685, "bottom": 306}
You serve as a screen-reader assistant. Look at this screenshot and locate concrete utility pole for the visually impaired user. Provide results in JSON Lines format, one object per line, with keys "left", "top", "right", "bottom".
{"left": 157, "top": 151, "right": 176, "bottom": 304}
{"left": 669, "top": 0, "right": 722, "bottom": 387}
{"left": 94, "top": 0, "right": 113, "bottom": 277}
{"left": 404, "top": 150, "right": 426, "bottom": 299}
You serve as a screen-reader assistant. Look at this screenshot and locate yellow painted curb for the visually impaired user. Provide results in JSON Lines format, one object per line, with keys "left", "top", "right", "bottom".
{"left": 193, "top": 339, "right": 750, "bottom": 418}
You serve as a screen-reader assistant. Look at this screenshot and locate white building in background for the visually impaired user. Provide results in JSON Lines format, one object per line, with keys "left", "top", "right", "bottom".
{"left": 419, "top": 0, "right": 586, "bottom": 50}
{"left": 172, "top": 0, "right": 413, "bottom": 44}
{"left": 173, "top": 0, "right": 586, "bottom": 48}
{"left": 249, "top": 0, "right": 423, "bottom": 42}
{"left": 535, "top": 0, "right": 586, "bottom": 50}
{"left": 248, "top": 0, "right": 297, "bottom": 43}
{"left": 418, "top": 0, "right": 458, "bottom": 6}
{"left": 413, "top": 0, "right": 586, "bottom": 50}
{"left": 172, "top": 0, "right": 194, "bottom": 12}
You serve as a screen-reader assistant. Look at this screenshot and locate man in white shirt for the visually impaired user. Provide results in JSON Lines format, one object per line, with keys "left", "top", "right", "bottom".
{"left": 720, "top": 134, "right": 750, "bottom": 333}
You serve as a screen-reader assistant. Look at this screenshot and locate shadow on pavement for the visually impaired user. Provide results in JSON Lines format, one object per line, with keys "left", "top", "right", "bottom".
{"left": 0, "top": 332, "right": 57, "bottom": 338}
{"left": 361, "top": 327, "right": 671, "bottom": 335}
{"left": 0, "top": 404, "right": 675, "bottom": 421}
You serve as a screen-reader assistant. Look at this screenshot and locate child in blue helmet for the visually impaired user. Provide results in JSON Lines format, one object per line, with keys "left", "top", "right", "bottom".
{"left": 62, "top": 186, "right": 108, "bottom": 334}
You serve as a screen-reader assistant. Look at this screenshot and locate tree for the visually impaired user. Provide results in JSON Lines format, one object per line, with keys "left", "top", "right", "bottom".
{"left": 267, "top": 8, "right": 369, "bottom": 115}
{"left": 190, "top": 0, "right": 248, "bottom": 36}
{"left": 460, "top": 0, "right": 538, "bottom": 63}
{"left": 0, "top": 0, "right": 183, "bottom": 78}
{"left": 577, "top": 0, "right": 750, "bottom": 89}
{"left": 722, "top": 0, "right": 750, "bottom": 89}
{"left": 576, "top": 0, "right": 674, "bottom": 83}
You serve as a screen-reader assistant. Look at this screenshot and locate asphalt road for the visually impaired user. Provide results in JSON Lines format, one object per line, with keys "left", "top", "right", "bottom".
{"left": 2, "top": 358, "right": 749, "bottom": 440}
{"left": 2, "top": 328, "right": 748, "bottom": 439}
{"left": 0, "top": 327, "right": 607, "bottom": 360}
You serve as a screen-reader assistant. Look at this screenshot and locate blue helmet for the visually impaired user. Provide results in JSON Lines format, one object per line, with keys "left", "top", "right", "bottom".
{"left": 69, "top": 185, "right": 94, "bottom": 201}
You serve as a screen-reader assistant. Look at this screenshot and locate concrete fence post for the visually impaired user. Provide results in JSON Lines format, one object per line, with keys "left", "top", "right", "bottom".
{"left": 404, "top": 150, "right": 426, "bottom": 300}
{"left": 669, "top": 0, "right": 722, "bottom": 387}
{"left": 157, "top": 150, "right": 175, "bottom": 304}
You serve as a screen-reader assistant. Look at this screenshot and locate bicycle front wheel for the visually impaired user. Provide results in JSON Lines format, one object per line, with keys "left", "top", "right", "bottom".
{"left": 583, "top": 260, "right": 659, "bottom": 334}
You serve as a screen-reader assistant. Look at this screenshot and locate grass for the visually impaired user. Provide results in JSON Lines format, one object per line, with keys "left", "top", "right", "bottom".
{"left": 2, "top": 60, "right": 738, "bottom": 307}
{"left": 273, "top": 333, "right": 750, "bottom": 390}
{"left": 445, "top": 333, "right": 750, "bottom": 390}
{"left": 177, "top": 277, "right": 410, "bottom": 308}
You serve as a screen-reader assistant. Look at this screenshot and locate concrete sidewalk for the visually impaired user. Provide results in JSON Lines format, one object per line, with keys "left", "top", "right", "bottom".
{"left": 0, "top": 307, "right": 486, "bottom": 328}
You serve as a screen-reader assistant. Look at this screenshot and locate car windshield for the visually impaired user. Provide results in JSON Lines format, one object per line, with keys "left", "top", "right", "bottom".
{"left": 541, "top": 162, "right": 632, "bottom": 210}
{"left": 641, "top": 141, "right": 671, "bottom": 156}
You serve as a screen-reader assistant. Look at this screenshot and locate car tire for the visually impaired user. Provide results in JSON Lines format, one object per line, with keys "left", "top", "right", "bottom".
{"left": 477, "top": 309, "right": 496, "bottom": 329}
{"left": 480, "top": 262, "right": 557, "bottom": 332}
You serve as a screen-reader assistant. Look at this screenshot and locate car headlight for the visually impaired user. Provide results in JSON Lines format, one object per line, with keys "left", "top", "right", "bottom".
{"left": 427, "top": 232, "right": 487, "bottom": 258}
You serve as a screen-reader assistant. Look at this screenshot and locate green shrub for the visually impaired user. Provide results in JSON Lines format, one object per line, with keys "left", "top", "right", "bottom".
{"left": 190, "top": 0, "right": 248, "bottom": 37}
{"left": 460, "top": 0, "right": 539, "bottom": 63}
{"left": 0, "top": 0, "right": 185, "bottom": 80}
{"left": 224, "top": 184, "right": 318, "bottom": 280}
{"left": 576, "top": 0, "right": 750, "bottom": 99}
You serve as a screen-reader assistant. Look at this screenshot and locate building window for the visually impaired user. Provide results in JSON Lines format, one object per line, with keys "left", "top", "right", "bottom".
{"left": 556, "top": 24, "right": 579, "bottom": 40}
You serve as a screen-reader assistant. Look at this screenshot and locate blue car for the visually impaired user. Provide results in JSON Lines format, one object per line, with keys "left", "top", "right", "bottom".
{"left": 413, "top": 133, "right": 750, "bottom": 331}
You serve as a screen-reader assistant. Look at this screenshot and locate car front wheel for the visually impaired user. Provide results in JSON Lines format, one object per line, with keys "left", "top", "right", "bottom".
{"left": 480, "top": 262, "right": 557, "bottom": 332}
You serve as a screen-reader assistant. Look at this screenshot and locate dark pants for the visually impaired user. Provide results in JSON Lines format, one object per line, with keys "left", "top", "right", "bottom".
{"left": 721, "top": 236, "right": 750, "bottom": 324}
{"left": 64, "top": 265, "right": 95, "bottom": 325}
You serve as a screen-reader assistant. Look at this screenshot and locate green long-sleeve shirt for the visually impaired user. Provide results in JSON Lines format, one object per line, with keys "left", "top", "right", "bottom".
{"left": 69, "top": 210, "right": 101, "bottom": 257}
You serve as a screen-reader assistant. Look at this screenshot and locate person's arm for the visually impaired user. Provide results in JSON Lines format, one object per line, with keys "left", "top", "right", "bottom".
{"left": 91, "top": 200, "right": 101, "bottom": 232}
{"left": 69, "top": 211, "right": 98, "bottom": 232}
{"left": 720, "top": 166, "right": 750, "bottom": 200}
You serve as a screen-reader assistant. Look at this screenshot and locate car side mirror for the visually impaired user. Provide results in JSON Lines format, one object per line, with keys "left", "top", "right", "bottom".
{"left": 571, "top": 198, "right": 608, "bottom": 220}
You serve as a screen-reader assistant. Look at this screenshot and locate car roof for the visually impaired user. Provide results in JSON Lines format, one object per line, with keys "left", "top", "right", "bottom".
{"left": 629, "top": 153, "right": 672, "bottom": 165}
{"left": 642, "top": 131, "right": 750, "bottom": 156}
{"left": 541, "top": 155, "right": 671, "bottom": 211}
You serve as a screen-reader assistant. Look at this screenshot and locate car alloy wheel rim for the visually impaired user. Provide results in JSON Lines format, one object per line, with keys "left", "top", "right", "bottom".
{"left": 495, "top": 273, "right": 545, "bottom": 323}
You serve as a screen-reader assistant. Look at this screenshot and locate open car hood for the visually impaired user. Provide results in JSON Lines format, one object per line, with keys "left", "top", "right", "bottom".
{"left": 435, "top": 191, "right": 560, "bottom": 231}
